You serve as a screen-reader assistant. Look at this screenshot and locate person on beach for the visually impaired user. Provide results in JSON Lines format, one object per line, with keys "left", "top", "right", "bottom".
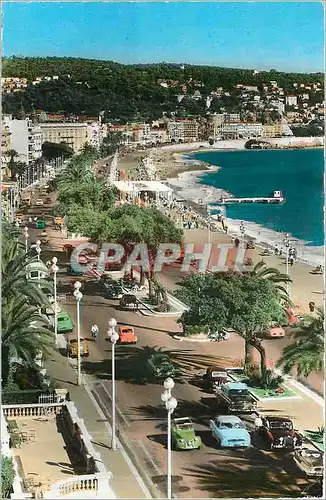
{"left": 234, "top": 237, "right": 240, "bottom": 247}
{"left": 274, "top": 244, "right": 279, "bottom": 255}
{"left": 289, "top": 254, "right": 294, "bottom": 266}
{"left": 309, "top": 301, "right": 315, "bottom": 312}
{"left": 279, "top": 247, "right": 283, "bottom": 256}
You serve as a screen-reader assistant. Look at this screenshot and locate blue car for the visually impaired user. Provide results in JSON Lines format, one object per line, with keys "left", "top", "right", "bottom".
{"left": 210, "top": 415, "right": 251, "bottom": 448}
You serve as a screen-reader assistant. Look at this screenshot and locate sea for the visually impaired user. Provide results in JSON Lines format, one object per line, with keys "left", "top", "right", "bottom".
{"left": 186, "top": 148, "right": 324, "bottom": 265}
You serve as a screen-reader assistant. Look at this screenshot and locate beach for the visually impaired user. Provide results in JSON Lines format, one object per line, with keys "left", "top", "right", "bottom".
{"left": 118, "top": 138, "right": 324, "bottom": 268}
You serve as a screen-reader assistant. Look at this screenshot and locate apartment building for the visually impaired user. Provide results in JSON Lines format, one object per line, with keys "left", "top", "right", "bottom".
{"left": 1, "top": 124, "right": 12, "bottom": 177}
{"left": 151, "top": 127, "right": 168, "bottom": 144}
{"left": 131, "top": 123, "right": 152, "bottom": 144}
{"left": 39, "top": 122, "right": 96, "bottom": 152}
{"left": 167, "top": 120, "right": 199, "bottom": 142}
{"left": 3, "top": 116, "right": 42, "bottom": 165}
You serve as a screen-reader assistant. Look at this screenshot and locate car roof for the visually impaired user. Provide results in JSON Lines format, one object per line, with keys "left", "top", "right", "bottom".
{"left": 58, "top": 312, "right": 70, "bottom": 318}
{"left": 225, "top": 382, "right": 248, "bottom": 390}
{"left": 216, "top": 415, "right": 242, "bottom": 423}
{"left": 265, "top": 416, "right": 292, "bottom": 422}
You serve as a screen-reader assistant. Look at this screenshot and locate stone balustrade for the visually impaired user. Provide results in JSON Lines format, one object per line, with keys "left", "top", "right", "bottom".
{"left": 3, "top": 403, "right": 63, "bottom": 419}
{"left": 43, "top": 474, "right": 114, "bottom": 499}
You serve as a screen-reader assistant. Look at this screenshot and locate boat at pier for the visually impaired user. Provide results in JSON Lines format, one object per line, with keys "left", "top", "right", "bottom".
{"left": 220, "top": 190, "right": 284, "bottom": 205}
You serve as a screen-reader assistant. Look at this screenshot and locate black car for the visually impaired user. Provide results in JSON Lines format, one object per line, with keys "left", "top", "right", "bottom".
{"left": 102, "top": 284, "right": 123, "bottom": 299}
{"left": 258, "top": 416, "right": 302, "bottom": 450}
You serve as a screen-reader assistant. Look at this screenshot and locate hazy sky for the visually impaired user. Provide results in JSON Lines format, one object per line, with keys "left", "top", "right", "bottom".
{"left": 3, "top": 2, "right": 324, "bottom": 72}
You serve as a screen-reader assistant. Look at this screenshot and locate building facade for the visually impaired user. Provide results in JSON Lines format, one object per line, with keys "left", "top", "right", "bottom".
{"left": 39, "top": 122, "right": 91, "bottom": 152}
{"left": 3, "top": 116, "right": 42, "bottom": 166}
{"left": 167, "top": 120, "right": 199, "bottom": 142}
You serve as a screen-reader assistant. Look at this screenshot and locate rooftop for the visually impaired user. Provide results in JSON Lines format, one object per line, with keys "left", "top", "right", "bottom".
{"left": 113, "top": 180, "right": 173, "bottom": 193}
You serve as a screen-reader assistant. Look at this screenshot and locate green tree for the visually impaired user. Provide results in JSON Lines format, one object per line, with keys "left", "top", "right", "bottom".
{"left": 176, "top": 272, "right": 287, "bottom": 377}
{"left": 42, "top": 141, "right": 74, "bottom": 160}
{"left": 277, "top": 308, "right": 324, "bottom": 377}
{"left": 1, "top": 456, "right": 15, "bottom": 499}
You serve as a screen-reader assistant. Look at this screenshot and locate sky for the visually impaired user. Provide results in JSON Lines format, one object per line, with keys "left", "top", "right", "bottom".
{"left": 2, "top": 2, "right": 324, "bottom": 73}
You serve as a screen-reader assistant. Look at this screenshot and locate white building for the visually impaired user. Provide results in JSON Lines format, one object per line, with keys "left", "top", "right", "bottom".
{"left": 286, "top": 96, "right": 298, "bottom": 106}
{"left": 219, "top": 122, "right": 264, "bottom": 139}
{"left": 167, "top": 120, "right": 199, "bottom": 142}
{"left": 3, "top": 116, "right": 42, "bottom": 166}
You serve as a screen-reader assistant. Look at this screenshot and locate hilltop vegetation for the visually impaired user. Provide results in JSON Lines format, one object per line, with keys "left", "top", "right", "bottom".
{"left": 2, "top": 56, "right": 324, "bottom": 122}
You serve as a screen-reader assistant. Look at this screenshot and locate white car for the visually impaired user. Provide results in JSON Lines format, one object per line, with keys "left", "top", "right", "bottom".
{"left": 35, "top": 199, "right": 44, "bottom": 206}
{"left": 293, "top": 447, "right": 323, "bottom": 476}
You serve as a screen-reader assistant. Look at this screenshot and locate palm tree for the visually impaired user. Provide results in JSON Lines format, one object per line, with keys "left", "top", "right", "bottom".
{"left": 2, "top": 236, "right": 51, "bottom": 308}
{"left": 277, "top": 308, "right": 324, "bottom": 377}
{"left": 251, "top": 260, "right": 292, "bottom": 305}
{"left": 2, "top": 296, "right": 55, "bottom": 385}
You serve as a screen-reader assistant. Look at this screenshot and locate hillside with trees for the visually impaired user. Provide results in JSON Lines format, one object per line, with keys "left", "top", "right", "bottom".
{"left": 2, "top": 56, "right": 324, "bottom": 122}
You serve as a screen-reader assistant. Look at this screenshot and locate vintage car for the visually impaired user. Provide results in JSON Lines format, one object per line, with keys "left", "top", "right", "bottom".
{"left": 35, "top": 198, "right": 44, "bottom": 206}
{"left": 258, "top": 416, "right": 302, "bottom": 450}
{"left": 259, "top": 326, "right": 285, "bottom": 339}
{"left": 293, "top": 447, "right": 323, "bottom": 477}
{"left": 35, "top": 219, "right": 46, "bottom": 230}
{"left": 203, "top": 367, "right": 228, "bottom": 392}
{"left": 119, "top": 294, "right": 138, "bottom": 310}
{"left": 39, "top": 231, "right": 50, "bottom": 245}
{"left": 215, "top": 381, "right": 257, "bottom": 413}
{"left": 57, "top": 312, "right": 74, "bottom": 334}
{"left": 171, "top": 417, "right": 201, "bottom": 450}
{"left": 147, "top": 353, "right": 179, "bottom": 379}
{"left": 68, "top": 337, "right": 89, "bottom": 358}
{"left": 210, "top": 415, "right": 251, "bottom": 448}
{"left": 101, "top": 281, "right": 123, "bottom": 299}
{"left": 118, "top": 326, "right": 137, "bottom": 344}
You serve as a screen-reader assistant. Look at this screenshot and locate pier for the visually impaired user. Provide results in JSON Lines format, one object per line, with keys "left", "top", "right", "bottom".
{"left": 220, "top": 190, "right": 284, "bottom": 205}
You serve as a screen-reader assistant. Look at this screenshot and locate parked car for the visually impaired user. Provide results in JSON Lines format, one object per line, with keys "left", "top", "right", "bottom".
{"left": 210, "top": 415, "right": 251, "bottom": 448}
{"left": 68, "top": 337, "right": 89, "bottom": 358}
{"left": 35, "top": 219, "right": 46, "bottom": 230}
{"left": 119, "top": 294, "right": 138, "bottom": 310}
{"left": 148, "top": 353, "right": 179, "bottom": 379}
{"left": 259, "top": 327, "right": 285, "bottom": 339}
{"left": 39, "top": 231, "right": 50, "bottom": 245}
{"left": 57, "top": 312, "right": 74, "bottom": 333}
{"left": 118, "top": 326, "right": 137, "bottom": 344}
{"left": 171, "top": 417, "right": 201, "bottom": 450}
{"left": 35, "top": 198, "right": 44, "bottom": 206}
{"left": 258, "top": 416, "right": 302, "bottom": 450}
{"left": 203, "top": 367, "right": 228, "bottom": 392}
{"left": 215, "top": 381, "right": 258, "bottom": 413}
{"left": 293, "top": 447, "right": 323, "bottom": 476}
{"left": 102, "top": 283, "right": 123, "bottom": 299}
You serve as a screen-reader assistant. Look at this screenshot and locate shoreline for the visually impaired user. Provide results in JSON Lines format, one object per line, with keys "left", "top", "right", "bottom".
{"left": 165, "top": 149, "right": 323, "bottom": 268}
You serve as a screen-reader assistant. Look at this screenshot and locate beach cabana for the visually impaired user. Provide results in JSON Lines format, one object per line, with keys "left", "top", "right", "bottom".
{"left": 113, "top": 180, "right": 173, "bottom": 203}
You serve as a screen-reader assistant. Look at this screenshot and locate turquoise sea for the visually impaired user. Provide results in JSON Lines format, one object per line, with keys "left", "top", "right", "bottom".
{"left": 190, "top": 148, "right": 324, "bottom": 248}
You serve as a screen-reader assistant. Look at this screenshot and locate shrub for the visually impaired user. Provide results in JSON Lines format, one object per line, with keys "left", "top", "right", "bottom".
{"left": 249, "top": 369, "right": 284, "bottom": 389}
{"left": 1, "top": 456, "right": 15, "bottom": 499}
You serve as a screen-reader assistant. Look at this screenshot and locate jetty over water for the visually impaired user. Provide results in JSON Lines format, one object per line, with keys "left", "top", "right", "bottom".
{"left": 221, "top": 190, "right": 284, "bottom": 205}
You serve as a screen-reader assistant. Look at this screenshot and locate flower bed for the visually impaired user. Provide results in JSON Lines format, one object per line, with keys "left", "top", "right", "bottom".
{"left": 302, "top": 430, "right": 324, "bottom": 451}
{"left": 226, "top": 368, "right": 299, "bottom": 400}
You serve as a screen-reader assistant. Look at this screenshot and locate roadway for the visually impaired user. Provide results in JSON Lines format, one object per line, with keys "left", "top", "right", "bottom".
{"left": 21, "top": 194, "right": 322, "bottom": 498}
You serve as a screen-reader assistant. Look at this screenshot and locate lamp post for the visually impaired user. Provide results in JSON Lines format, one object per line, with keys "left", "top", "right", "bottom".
{"left": 36, "top": 240, "right": 41, "bottom": 262}
{"left": 161, "top": 378, "right": 178, "bottom": 499}
{"left": 239, "top": 221, "right": 245, "bottom": 248}
{"left": 207, "top": 205, "right": 211, "bottom": 244}
{"left": 51, "top": 257, "right": 59, "bottom": 347}
{"left": 23, "top": 227, "right": 29, "bottom": 252}
{"left": 107, "top": 317, "right": 119, "bottom": 450}
{"left": 283, "top": 233, "right": 290, "bottom": 296}
{"left": 73, "top": 281, "right": 83, "bottom": 386}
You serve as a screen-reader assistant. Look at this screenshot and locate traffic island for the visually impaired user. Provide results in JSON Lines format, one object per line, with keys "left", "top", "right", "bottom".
{"left": 226, "top": 368, "right": 300, "bottom": 401}
{"left": 138, "top": 293, "right": 188, "bottom": 317}
{"left": 301, "top": 429, "right": 324, "bottom": 451}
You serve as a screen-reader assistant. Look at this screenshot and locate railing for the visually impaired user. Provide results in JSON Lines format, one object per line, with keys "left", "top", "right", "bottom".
{"left": 2, "top": 403, "right": 63, "bottom": 418}
{"left": 43, "top": 473, "right": 114, "bottom": 498}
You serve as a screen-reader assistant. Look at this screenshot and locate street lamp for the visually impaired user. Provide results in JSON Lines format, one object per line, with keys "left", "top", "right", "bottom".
{"left": 207, "top": 205, "right": 212, "bottom": 244}
{"left": 283, "top": 233, "right": 290, "bottom": 296}
{"left": 161, "top": 378, "right": 178, "bottom": 500}
{"left": 36, "top": 240, "right": 41, "bottom": 262}
{"left": 73, "top": 281, "right": 83, "bottom": 386}
{"left": 23, "top": 227, "right": 29, "bottom": 252}
{"left": 51, "top": 257, "right": 59, "bottom": 347}
{"left": 107, "top": 317, "right": 119, "bottom": 451}
{"left": 239, "top": 221, "right": 246, "bottom": 248}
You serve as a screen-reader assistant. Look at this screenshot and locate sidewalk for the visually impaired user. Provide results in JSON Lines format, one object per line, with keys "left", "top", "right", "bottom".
{"left": 44, "top": 349, "right": 151, "bottom": 499}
